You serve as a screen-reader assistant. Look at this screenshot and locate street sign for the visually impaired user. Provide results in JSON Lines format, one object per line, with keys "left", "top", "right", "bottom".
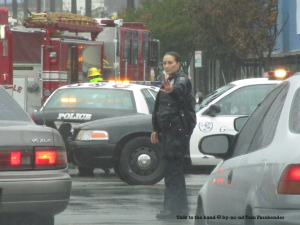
{"left": 195, "top": 51, "right": 202, "bottom": 68}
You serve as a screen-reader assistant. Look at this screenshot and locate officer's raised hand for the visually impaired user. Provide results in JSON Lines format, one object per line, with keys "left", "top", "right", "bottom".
{"left": 160, "top": 80, "right": 174, "bottom": 93}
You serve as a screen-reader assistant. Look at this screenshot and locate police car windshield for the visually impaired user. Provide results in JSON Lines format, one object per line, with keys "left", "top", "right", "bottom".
{"left": 44, "top": 88, "right": 135, "bottom": 110}
{"left": 200, "top": 83, "right": 235, "bottom": 108}
{"left": 0, "top": 87, "right": 32, "bottom": 122}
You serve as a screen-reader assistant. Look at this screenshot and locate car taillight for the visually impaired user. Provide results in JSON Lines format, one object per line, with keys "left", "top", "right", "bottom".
{"left": 34, "top": 147, "right": 67, "bottom": 169}
{"left": 0, "top": 148, "right": 33, "bottom": 170}
{"left": 277, "top": 165, "right": 300, "bottom": 194}
{"left": 0, "top": 147, "right": 67, "bottom": 170}
{"left": 11, "top": 152, "right": 21, "bottom": 165}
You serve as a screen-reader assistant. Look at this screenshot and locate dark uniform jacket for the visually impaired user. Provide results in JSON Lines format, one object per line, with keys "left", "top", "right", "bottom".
{"left": 152, "top": 70, "right": 196, "bottom": 137}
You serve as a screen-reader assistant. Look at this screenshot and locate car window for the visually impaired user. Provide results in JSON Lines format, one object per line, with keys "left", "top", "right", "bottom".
{"left": 0, "top": 87, "right": 32, "bottom": 122}
{"left": 44, "top": 88, "right": 136, "bottom": 111}
{"left": 215, "top": 84, "right": 276, "bottom": 115}
{"left": 289, "top": 88, "right": 300, "bottom": 133}
{"left": 232, "top": 82, "right": 288, "bottom": 158}
{"left": 248, "top": 84, "right": 288, "bottom": 153}
{"left": 141, "top": 89, "right": 156, "bottom": 113}
{"left": 148, "top": 88, "right": 158, "bottom": 98}
{"left": 201, "top": 83, "right": 235, "bottom": 106}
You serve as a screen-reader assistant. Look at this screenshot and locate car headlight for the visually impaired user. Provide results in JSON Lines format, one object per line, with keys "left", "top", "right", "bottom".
{"left": 75, "top": 130, "right": 109, "bottom": 141}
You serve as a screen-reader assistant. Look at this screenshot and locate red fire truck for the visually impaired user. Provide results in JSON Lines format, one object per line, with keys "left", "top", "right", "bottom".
{"left": 0, "top": 8, "right": 13, "bottom": 95}
{"left": 4, "top": 10, "right": 160, "bottom": 114}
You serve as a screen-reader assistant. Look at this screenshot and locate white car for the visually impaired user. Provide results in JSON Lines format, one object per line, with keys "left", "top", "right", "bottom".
{"left": 196, "top": 73, "right": 299, "bottom": 224}
{"left": 190, "top": 78, "right": 281, "bottom": 167}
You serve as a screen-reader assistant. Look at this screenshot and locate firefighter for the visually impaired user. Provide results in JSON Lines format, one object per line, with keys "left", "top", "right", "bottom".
{"left": 87, "top": 67, "right": 103, "bottom": 82}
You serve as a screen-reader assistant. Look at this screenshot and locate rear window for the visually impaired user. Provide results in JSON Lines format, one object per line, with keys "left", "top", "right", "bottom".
{"left": 44, "top": 88, "right": 136, "bottom": 110}
{"left": 0, "top": 87, "right": 32, "bottom": 122}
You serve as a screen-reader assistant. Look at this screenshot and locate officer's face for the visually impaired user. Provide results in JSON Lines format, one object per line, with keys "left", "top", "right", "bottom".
{"left": 163, "top": 55, "right": 180, "bottom": 76}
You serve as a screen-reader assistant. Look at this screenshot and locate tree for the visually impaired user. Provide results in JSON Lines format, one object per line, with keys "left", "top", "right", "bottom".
{"left": 118, "top": 0, "right": 197, "bottom": 73}
{"left": 188, "top": 0, "right": 288, "bottom": 80}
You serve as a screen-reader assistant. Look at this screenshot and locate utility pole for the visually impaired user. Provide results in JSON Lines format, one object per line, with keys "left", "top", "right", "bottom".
{"left": 36, "top": 0, "right": 41, "bottom": 13}
{"left": 86, "top": 0, "right": 92, "bottom": 17}
{"left": 50, "top": 0, "right": 56, "bottom": 12}
{"left": 12, "top": 0, "right": 17, "bottom": 19}
{"left": 71, "top": 0, "right": 77, "bottom": 14}
{"left": 23, "top": 0, "right": 28, "bottom": 19}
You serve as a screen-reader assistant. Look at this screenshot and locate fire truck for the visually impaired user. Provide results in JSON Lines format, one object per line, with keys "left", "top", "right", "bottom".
{"left": 0, "top": 8, "right": 13, "bottom": 95}
{"left": 3, "top": 9, "right": 160, "bottom": 114}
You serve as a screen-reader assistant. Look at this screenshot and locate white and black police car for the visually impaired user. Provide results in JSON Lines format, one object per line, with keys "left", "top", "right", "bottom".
{"left": 30, "top": 81, "right": 159, "bottom": 175}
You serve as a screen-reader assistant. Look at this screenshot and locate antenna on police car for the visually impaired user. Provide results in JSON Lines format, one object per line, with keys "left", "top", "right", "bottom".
{"left": 42, "top": 100, "right": 46, "bottom": 127}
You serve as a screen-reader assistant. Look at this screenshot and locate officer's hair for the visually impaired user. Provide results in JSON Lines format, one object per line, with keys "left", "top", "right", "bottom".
{"left": 164, "top": 51, "right": 182, "bottom": 64}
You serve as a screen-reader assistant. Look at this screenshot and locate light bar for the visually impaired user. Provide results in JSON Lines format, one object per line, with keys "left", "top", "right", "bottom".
{"left": 122, "top": 22, "right": 146, "bottom": 28}
{"left": 61, "top": 97, "right": 77, "bottom": 103}
{"left": 108, "top": 80, "right": 130, "bottom": 86}
{"left": 265, "top": 70, "right": 292, "bottom": 80}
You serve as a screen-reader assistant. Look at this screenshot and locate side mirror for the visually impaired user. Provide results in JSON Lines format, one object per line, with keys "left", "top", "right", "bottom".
{"left": 195, "top": 92, "right": 204, "bottom": 104}
{"left": 234, "top": 116, "right": 249, "bottom": 131}
{"left": 206, "top": 104, "right": 221, "bottom": 117}
{"left": 199, "top": 134, "right": 236, "bottom": 160}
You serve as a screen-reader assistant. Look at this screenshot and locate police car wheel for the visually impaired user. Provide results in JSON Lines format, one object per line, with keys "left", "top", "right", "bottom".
{"left": 113, "top": 163, "right": 130, "bottom": 183}
{"left": 78, "top": 166, "right": 94, "bottom": 175}
{"left": 119, "top": 136, "right": 164, "bottom": 185}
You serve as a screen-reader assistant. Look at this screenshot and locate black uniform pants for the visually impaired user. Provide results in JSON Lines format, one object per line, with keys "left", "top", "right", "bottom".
{"left": 161, "top": 129, "right": 188, "bottom": 214}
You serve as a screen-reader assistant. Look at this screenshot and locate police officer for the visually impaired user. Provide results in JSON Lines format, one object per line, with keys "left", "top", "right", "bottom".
{"left": 151, "top": 51, "right": 196, "bottom": 219}
{"left": 87, "top": 67, "right": 103, "bottom": 82}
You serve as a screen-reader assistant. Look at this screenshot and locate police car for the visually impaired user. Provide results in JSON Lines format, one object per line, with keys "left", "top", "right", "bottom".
{"left": 30, "top": 81, "right": 159, "bottom": 174}
{"left": 65, "top": 72, "right": 285, "bottom": 185}
{"left": 190, "top": 76, "right": 282, "bottom": 167}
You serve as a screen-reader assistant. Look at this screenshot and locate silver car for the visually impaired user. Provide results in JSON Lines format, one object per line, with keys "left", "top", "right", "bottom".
{"left": 196, "top": 73, "right": 300, "bottom": 224}
{"left": 0, "top": 86, "right": 71, "bottom": 225}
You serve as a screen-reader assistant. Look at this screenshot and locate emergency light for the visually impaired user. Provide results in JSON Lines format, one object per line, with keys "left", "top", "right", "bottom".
{"left": 61, "top": 97, "right": 77, "bottom": 103}
{"left": 108, "top": 80, "right": 130, "bottom": 87}
{"left": 265, "top": 70, "right": 292, "bottom": 80}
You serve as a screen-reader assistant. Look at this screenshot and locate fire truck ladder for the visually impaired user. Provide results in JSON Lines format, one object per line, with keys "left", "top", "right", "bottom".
{"left": 24, "top": 12, "right": 103, "bottom": 40}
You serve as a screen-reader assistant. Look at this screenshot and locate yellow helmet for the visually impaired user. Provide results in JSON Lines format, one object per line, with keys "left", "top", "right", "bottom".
{"left": 87, "top": 67, "right": 102, "bottom": 77}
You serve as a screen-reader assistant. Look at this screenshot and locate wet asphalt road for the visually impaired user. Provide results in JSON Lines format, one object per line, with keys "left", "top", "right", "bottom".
{"left": 55, "top": 166, "right": 210, "bottom": 225}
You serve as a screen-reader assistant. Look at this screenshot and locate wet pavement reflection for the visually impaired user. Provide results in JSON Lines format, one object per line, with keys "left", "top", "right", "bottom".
{"left": 55, "top": 166, "right": 209, "bottom": 225}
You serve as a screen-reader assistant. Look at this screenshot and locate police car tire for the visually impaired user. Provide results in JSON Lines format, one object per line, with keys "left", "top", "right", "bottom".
{"left": 78, "top": 166, "right": 94, "bottom": 175}
{"left": 113, "top": 163, "right": 130, "bottom": 183}
{"left": 119, "top": 136, "right": 164, "bottom": 185}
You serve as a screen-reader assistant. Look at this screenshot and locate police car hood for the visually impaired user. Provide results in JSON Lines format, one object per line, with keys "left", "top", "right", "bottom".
{"left": 74, "top": 113, "right": 151, "bottom": 131}
{"left": 0, "top": 121, "right": 64, "bottom": 146}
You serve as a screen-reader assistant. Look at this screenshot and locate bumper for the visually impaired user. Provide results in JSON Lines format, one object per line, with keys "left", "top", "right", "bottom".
{"left": 0, "top": 169, "right": 71, "bottom": 215}
{"left": 67, "top": 140, "right": 115, "bottom": 169}
{"left": 253, "top": 208, "right": 300, "bottom": 225}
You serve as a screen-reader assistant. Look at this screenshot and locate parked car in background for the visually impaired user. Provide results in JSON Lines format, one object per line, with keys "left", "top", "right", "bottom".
{"left": 66, "top": 75, "right": 284, "bottom": 185}
{"left": 196, "top": 71, "right": 298, "bottom": 225}
{"left": 0, "top": 86, "right": 71, "bottom": 225}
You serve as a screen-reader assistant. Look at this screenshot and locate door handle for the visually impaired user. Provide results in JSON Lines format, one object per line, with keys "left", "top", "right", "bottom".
{"left": 228, "top": 170, "right": 233, "bottom": 184}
